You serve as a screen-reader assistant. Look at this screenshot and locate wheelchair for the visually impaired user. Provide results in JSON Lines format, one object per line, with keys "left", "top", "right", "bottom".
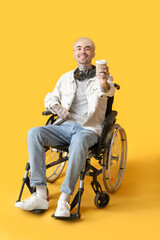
{"left": 16, "top": 83, "right": 127, "bottom": 220}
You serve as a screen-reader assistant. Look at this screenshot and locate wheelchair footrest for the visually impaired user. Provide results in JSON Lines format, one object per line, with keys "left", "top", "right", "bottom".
{"left": 51, "top": 213, "right": 81, "bottom": 220}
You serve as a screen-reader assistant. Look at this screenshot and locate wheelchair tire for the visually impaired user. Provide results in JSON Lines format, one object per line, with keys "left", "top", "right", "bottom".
{"left": 102, "top": 124, "right": 127, "bottom": 193}
{"left": 45, "top": 148, "right": 66, "bottom": 183}
{"left": 94, "top": 191, "right": 110, "bottom": 209}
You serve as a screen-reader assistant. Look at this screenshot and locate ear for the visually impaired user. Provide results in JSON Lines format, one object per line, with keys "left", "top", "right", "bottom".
{"left": 92, "top": 51, "right": 95, "bottom": 58}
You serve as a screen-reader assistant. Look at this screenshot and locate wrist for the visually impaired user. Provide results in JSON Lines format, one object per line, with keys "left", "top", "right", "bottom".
{"left": 101, "top": 82, "right": 111, "bottom": 92}
{"left": 51, "top": 104, "right": 61, "bottom": 111}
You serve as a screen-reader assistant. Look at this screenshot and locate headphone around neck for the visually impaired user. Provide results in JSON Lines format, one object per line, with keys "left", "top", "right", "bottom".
{"left": 74, "top": 65, "right": 96, "bottom": 80}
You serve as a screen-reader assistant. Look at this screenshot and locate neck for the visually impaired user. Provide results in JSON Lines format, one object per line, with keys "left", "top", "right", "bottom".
{"left": 78, "top": 63, "right": 92, "bottom": 71}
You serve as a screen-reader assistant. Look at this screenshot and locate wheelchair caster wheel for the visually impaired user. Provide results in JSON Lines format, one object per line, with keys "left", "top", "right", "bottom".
{"left": 94, "top": 191, "right": 110, "bottom": 209}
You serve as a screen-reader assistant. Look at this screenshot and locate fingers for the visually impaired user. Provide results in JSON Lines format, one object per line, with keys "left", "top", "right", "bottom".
{"left": 98, "top": 66, "right": 110, "bottom": 88}
{"left": 63, "top": 108, "right": 72, "bottom": 118}
{"left": 97, "top": 71, "right": 109, "bottom": 79}
{"left": 60, "top": 108, "right": 72, "bottom": 119}
{"left": 97, "top": 66, "right": 110, "bottom": 79}
{"left": 52, "top": 105, "right": 72, "bottom": 119}
{"left": 60, "top": 108, "right": 68, "bottom": 118}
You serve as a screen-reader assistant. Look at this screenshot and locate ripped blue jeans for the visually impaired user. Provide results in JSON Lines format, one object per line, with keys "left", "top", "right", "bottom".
{"left": 27, "top": 122, "right": 99, "bottom": 195}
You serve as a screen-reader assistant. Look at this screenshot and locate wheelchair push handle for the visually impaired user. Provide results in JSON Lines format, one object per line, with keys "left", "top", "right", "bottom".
{"left": 114, "top": 83, "right": 120, "bottom": 90}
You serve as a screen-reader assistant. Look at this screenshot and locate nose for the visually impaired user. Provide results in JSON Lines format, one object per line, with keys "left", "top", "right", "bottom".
{"left": 80, "top": 48, "right": 86, "bottom": 54}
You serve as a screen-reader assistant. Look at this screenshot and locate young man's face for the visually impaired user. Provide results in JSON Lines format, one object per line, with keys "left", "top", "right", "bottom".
{"left": 74, "top": 41, "right": 95, "bottom": 65}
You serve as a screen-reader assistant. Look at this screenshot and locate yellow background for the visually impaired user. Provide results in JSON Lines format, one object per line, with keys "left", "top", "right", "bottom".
{"left": 0, "top": 0, "right": 160, "bottom": 239}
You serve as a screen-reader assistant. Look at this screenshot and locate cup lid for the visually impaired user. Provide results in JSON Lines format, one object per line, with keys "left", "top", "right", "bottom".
{"left": 96, "top": 59, "right": 107, "bottom": 64}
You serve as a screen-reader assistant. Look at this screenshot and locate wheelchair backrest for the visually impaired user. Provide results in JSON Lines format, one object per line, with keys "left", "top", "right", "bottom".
{"left": 105, "top": 96, "right": 114, "bottom": 117}
{"left": 105, "top": 83, "right": 120, "bottom": 117}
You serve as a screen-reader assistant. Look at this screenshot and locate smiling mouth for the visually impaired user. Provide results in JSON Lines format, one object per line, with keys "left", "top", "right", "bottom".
{"left": 79, "top": 54, "right": 88, "bottom": 59}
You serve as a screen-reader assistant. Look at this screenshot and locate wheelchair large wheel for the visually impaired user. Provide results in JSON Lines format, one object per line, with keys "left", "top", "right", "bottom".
{"left": 102, "top": 124, "right": 127, "bottom": 193}
{"left": 45, "top": 148, "right": 66, "bottom": 183}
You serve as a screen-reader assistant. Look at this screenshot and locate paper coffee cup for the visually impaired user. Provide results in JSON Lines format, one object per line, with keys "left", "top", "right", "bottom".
{"left": 96, "top": 59, "right": 107, "bottom": 75}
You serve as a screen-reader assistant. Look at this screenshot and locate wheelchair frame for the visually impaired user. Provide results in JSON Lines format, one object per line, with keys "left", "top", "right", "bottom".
{"left": 16, "top": 84, "right": 127, "bottom": 220}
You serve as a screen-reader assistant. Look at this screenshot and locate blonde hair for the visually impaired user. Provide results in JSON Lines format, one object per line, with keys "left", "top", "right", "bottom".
{"left": 73, "top": 37, "right": 95, "bottom": 51}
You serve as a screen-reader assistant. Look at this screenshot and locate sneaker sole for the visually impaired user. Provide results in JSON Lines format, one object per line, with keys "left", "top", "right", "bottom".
{"left": 51, "top": 213, "right": 81, "bottom": 220}
{"left": 32, "top": 209, "right": 46, "bottom": 214}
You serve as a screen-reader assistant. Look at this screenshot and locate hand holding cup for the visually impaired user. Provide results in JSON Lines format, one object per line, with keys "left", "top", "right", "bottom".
{"left": 96, "top": 60, "right": 110, "bottom": 89}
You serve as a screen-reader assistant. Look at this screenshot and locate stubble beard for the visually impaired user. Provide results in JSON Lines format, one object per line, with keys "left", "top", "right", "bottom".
{"left": 77, "top": 56, "right": 92, "bottom": 71}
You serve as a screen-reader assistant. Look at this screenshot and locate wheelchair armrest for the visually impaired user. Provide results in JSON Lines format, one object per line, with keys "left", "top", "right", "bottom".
{"left": 42, "top": 111, "right": 58, "bottom": 125}
{"left": 42, "top": 111, "right": 67, "bottom": 126}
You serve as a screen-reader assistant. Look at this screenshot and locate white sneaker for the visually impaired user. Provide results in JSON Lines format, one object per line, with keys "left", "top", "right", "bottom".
{"left": 54, "top": 199, "right": 70, "bottom": 217}
{"left": 15, "top": 193, "right": 49, "bottom": 211}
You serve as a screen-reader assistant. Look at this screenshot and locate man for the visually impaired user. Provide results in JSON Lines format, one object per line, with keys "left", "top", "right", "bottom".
{"left": 15, "top": 37, "right": 115, "bottom": 217}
